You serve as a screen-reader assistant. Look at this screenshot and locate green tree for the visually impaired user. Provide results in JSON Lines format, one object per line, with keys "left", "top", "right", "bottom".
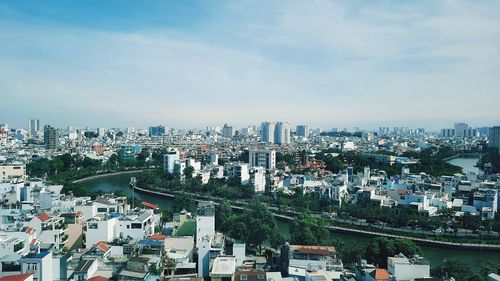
{"left": 183, "top": 166, "right": 195, "bottom": 179}
{"left": 431, "top": 259, "right": 474, "bottom": 280}
{"left": 290, "top": 213, "right": 331, "bottom": 245}
{"left": 365, "top": 237, "right": 422, "bottom": 268}
{"left": 215, "top": 200, "right": 233, "bottom": 232}
{"left": 173, "top": 193, "right": 196, "bottom": 213}
{"left": 241, "top": 199, "right": 281, "bottom": 252}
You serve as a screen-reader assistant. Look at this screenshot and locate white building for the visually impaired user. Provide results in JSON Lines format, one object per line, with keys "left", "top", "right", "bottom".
{"left": 19, "top": 250, "right": 53, "bottom": 281}
{"left": 275, "top": 122, "right": 290, "bottom": 145}
{"left": 0, "top": 164, "right": 26, "bottom": 181}
{"left": 163, "top": 148, "right": 180, "bottom": 174}
{"left": 249, "top": 150, "right": 276, "bottom": 171}
{"left": 28, "top": 118, "right": 40, "bottom": 138}
{"left": 85, "top": 210, "right": 156, "bottom": 249}
{"left": 210, "top": 152, "right": 218, "bottom": 166}
{"left": 387, "top": 254, "right": 430, "bottom": 281}
{"left": 196, "top": 202, "right": 215, "bottom": 246}
{"left": 249, "top": 167, "right": 266, "bottom": 193}
{"left": 227, "top": 163, "right": 250, "bottom": 184}
{"left": 261, "top": 122, "right": 275, "bottom": 143}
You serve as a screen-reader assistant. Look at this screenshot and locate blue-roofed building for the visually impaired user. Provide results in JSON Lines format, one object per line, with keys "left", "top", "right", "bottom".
{"left": 19, "top": 250, "right": 52, "bottom": 281}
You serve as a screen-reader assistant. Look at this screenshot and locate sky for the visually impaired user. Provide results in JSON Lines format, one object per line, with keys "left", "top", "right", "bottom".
{"left": 0, "top": 0, "right": 499, "bottom": 131}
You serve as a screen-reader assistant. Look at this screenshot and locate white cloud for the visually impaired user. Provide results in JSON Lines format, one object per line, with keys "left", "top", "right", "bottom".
{"left": 0, "top": 0, "right": 499, "bottom": 129}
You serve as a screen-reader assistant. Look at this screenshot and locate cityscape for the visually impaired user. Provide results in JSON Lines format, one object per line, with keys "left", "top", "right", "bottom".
{"left": 1, "top": 1, "right": 500, "bottom": 281}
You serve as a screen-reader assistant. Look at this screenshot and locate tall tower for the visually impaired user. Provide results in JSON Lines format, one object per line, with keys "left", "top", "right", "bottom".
{"left": 260, "top": 121, "right": 275, "bottom": 143}
{"left": 275, "top": 121, "right": 290, "bottom": 145}
{"left": 43, "top": 125, "right": 58, "bottom": 150}
{"left": 28, "top": 118, "right": 40, "bottom": 137}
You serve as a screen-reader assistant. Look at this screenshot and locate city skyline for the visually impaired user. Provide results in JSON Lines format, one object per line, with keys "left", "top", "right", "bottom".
{"left": 1, "top": 1, "right": 500, "bottom": 129}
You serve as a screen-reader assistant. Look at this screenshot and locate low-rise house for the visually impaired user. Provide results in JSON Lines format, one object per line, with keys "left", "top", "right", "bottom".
{"left": 387, "top": 254, "right": 430, "bottom": 281}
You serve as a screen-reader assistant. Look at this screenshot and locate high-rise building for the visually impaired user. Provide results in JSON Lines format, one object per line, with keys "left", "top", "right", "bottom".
{"left": 454, "top": 122, "right": 468, "bottom": 138}
{"left": 275, "top": 121, "right": 290, "bottom": 145}
{"left": 440, "top": 128, "right": 455, "bottom": 138}
{"left": 222, "top": 124, "right": 234, "bottom": 138}
{"left": 97, "top": 127, "right": 105, "bottom": 137}
{"left": 296, "top": 125, "right": 309, "bottom": 138}
{"left": 488, "top": 126, "right": 500, "bottom": 150}
{"left": 261, "top": 122, "right": 275, "bottom": 143}
{"left": 249, "top": 149, "right": 276, "bottom": 170}
{"left": 43, "top": 125, "right": 58, "bottom": 150}
{"left": 149, "top": 125, "right": 166, "bottom": 137}
{"left": 28, "top": 118, "right": 39, "bottom": 137}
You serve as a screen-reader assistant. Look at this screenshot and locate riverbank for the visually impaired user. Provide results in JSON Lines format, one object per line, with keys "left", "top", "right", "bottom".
{"left": 131, "top": 184, "right": 500, "bottom": 251}
{"left": 72, "top": 169, "right": 147, "bottom": 183}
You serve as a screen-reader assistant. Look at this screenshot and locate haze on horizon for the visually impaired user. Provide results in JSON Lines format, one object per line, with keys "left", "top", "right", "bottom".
{"left": 0, "top": 1, "right": 499, "bottom": 130}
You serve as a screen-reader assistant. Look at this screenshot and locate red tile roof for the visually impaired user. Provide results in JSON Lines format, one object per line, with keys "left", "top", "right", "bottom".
{"left": 25, "top": 227, "right": 33, "bottom": 234}
{"left": 95, "top": 241, "right": 110, "bottom": 252}
{"left": 149, "top": 234, "right": 166, "bottom": 240}
{"left": 0, "top": 273, "right": 33, "bottom": 281}
{"left": 290, "top": 245, "right": 336, "bottom": 255}
{"left": 370, "top": 269, "right": 390, "bottom": 280}
{"left": 30, "top": 239, "right": 38, "bottom": 245}
{"left": 141, "top": 201, "right": 158, "bottom": 209}
{"left": 37, "top": 213, "right": 50, "bottom": 222}
{"left": 87, "top": 276, "right": 109, "bottom": 281}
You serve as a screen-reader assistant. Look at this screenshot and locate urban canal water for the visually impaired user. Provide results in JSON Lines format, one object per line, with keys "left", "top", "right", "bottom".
{"left": 81, "top": 171, "right": 500, "bottom": 271}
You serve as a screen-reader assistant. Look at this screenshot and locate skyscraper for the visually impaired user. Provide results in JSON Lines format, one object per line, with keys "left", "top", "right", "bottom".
{"left": 454, "top": 122, "right": 468, "bottom": 138}
{"left": 489, "top": 126, "right": 500, "bottom": 150}
{"left": 148, "top": 125, "right": 166, "bottom": 137}
{"left": 261, "top": 121, "right": 275, "bottom": 143}
{"left": 275, "top": 121, "right": 290, "bottom": 145}
{"left": 43, "top": 125, "right": 58, "bottom": 150}
{"left": 222, "top": 124, "right": 234, "bottom": 138}
{"left": 28, "top": 118, "right": 39, "bottom": 137}
{"left": 296, "top": 125, "right": 309, "bottom": 138}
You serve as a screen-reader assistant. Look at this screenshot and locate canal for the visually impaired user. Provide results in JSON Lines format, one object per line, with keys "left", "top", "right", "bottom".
{"left": 81, "top": 172, "right": 500, "bottom": 271}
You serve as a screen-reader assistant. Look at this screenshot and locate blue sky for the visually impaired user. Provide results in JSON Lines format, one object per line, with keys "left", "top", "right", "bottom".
{"left": 1, "top": 0, "right": 499, "bottom": 130}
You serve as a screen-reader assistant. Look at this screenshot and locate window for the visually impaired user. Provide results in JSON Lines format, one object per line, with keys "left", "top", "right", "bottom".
{"left": 240, "top": 275, "right": 248, "bottom": 281}
{"left": 127, "top": 225, "right": 130, "bottom": 229}
{"left": 131, "top": 223, "right": 142, "bottom": 229}
{"left": 97, "top": 208, "right": 107, "bottom": 213}
{"left": 109, "top": 208, "right": 116, "bottom": 212}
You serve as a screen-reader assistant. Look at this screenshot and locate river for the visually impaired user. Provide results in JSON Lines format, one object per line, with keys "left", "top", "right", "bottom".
{"left": 446, "top": 157, "right": 480, "bottom": 174}
{"left": 81, "top": 172, "right": 500, "bottom": 271}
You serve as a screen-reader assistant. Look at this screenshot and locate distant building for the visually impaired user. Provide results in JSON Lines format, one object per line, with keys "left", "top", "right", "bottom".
{"left": 43, "top": 125, "right": 58, "bottom": 150}
{"left": 249, "top": 149, "right": 276, "bottom": 171}
{"left": 97, "top": 127, "right": 105, "bottom": 137}
{"left": 275, "top": 122, "right": 290, "bottom": 145}
{"left": 28, "top": 119, "right": 39, "bottom": 138}
{"left": 489, "top": 126, "right": 500, "bottom": 150}
{"left": 222, "top": 124, "right": 234, "bottom": 138}
{"left": 440, "top": 128, "right": 455, "bottom": 138}
{"left": 296, "top": 125, "right": 309, "bottom": 138}
{"left": 454, "top": 122, "right": 469, "bottom": 138}
{"left": 148, "top": 125, "right": 165, "bottom": 137}
{"left": 261, "top": 122, "right": 275, "bottom": 143}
